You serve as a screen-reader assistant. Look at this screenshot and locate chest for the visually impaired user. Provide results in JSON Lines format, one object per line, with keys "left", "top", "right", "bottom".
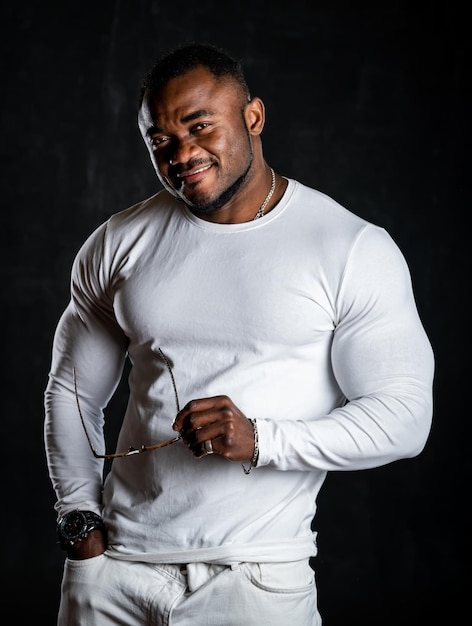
{"left": 112, "top": 228, "right": 337, "bottom": 352}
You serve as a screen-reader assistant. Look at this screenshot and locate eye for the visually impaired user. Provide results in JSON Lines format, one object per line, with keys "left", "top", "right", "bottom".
{"left": 192, "top": 122, "right": 211, "bottom": 132}
{"left": 150, "top": 135, "right": 169, "bottom": 148}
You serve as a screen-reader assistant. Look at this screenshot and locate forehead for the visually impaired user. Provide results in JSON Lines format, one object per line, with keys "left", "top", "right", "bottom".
{"left": 139, "top": 66, "right": 243, "bottom": 128}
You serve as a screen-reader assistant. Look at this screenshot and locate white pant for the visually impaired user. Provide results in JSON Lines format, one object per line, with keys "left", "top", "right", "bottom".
{"left": 58, "top": 555, "right": 322, "bottom": 625}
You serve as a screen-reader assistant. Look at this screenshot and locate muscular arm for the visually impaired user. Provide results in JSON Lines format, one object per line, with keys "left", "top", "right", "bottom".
{"left": 44, "top": 223, "right": 128, "bottom": 517}
{"left": 255, "top": 227, "right": 434, "bottom": 471}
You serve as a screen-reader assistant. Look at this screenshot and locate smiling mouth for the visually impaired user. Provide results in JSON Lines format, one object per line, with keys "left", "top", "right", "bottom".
{"left": 175, "top": 163, "right": 214, "bottom": 186}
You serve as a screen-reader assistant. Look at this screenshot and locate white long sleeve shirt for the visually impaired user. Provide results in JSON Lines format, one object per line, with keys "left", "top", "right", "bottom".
{"left": 44, "top": 178, "right": 434, "bottom": 564}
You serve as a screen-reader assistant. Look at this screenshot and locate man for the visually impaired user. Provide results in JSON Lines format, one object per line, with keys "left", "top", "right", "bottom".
{"left": 44, "top": 42, "right": 434, "bottom": 625}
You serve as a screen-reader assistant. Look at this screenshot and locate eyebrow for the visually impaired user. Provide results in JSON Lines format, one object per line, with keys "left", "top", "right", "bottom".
{"left": 146, "top": 109, "right": 215, "bottom": 136}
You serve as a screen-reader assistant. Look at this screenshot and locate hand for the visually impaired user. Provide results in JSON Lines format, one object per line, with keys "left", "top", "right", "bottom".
{"left": 172, "top": 395, "right": 255, "bottom": 461}
{"left": 66, "top": 528, "right": 107, "bottom": 560}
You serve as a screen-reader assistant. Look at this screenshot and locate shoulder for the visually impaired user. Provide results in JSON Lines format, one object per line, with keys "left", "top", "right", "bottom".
{"left": 286, "top": 179, "right": 369, "bottom": 232}
{"left": 282, "top": 178, "right": 409, "bottom": 278}
{"left": 78, "top": 189, "right": 180, "bottom": 251}
{"left": 107, "top": 189, "right": 181, "bottom": 234}
{"left": 72, "top": 190, "right": 183, "bottom": 277}
{"left": 281, "top": 179, "right": 377, "bottom": 263}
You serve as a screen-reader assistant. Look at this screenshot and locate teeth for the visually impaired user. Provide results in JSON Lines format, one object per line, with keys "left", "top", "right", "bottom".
{"left": 179, "top": 165, "right": 210, "bottom": 178}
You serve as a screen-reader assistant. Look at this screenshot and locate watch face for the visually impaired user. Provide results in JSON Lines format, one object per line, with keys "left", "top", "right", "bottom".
{"left": 59, "top": 511, "right": 87, "bottom": 542}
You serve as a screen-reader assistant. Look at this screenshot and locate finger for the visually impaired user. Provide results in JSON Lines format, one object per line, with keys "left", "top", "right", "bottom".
{"left": 185, "top": 422, "right": 221, "bottom": 455}
{"left": 194, "top": 437, "right": 217, "bottom": 459}
{"left": 172, "top": 397, "right": 219, "bottom": 431}
{"left": 172, "top": 396, "right": 229, "bottom": 433}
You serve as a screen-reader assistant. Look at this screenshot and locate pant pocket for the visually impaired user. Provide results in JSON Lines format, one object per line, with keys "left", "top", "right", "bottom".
{"left": 242, "top": 559, "right": 314, "bottom": 593}
{"left": 64, "top": 553, "right": 106, "bottom": 574}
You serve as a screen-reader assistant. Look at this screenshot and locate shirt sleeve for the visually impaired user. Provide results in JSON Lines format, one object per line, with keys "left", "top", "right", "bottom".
{"left": 44, "top": 222, "right": 129, "bottom": 518}
{"left": 256, "top": 226, "right": 434, "bottom": 471}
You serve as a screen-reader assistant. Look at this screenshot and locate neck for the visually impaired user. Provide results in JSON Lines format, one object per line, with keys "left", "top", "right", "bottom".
{"left": 191, "top": 165, "right": 284, "bottom": 225}
{"left": 253, "top": 167, "right": 276, "bottom": 220}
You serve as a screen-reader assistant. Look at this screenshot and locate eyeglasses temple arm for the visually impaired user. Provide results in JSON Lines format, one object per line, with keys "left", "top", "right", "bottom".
{"left": 72, "top": 367, "right": 104, "bottom": 458}
{"left": 157, "top": 348, "right": 181, "bottom": 412}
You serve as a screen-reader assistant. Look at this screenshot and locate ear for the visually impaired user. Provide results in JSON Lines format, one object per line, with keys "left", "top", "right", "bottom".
{"left": 244, "top": 97, "right": 265, "bottom": 136}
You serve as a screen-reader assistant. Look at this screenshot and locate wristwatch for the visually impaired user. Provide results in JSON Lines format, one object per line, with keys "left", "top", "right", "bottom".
{"left": 57, "top": 510, "right": 104, "bottom": 549}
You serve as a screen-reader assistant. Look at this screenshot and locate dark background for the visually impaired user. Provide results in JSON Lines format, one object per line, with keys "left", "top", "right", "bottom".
{"left": 1, "top": 1, "right": 467, "bottom": 624}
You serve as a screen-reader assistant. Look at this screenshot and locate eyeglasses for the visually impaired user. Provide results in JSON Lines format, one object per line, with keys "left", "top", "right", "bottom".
{"left": 73, "top": 348, "right": 182, "bottom": 459}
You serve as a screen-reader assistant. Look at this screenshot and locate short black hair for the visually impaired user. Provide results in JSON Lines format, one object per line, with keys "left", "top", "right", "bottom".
{"left": 138, "top": 42, "right": 251, "bottom": 108}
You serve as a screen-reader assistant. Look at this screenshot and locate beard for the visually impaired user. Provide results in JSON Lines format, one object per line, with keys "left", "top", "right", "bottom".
{"left": 186, "top": 157, "right": 253, "bottom": 215}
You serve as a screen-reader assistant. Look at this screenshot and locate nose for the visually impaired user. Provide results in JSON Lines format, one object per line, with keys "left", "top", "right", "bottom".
{"left": 169, "top": 136, "right": 199, "bottom": 165}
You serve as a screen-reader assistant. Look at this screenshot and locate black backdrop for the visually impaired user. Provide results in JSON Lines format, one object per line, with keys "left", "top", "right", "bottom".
{"left": 1, "top": 2, "right": 467, "bottom": 624}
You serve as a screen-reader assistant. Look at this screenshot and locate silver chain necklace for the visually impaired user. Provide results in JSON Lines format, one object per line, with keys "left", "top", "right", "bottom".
{"left": 253, "top": 167, "right": 276, "bottom": 220}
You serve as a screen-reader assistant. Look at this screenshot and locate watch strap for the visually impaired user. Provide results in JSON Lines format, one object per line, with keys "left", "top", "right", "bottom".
{"left": 57, "top": 510, "right": 105, "bottom": 549}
